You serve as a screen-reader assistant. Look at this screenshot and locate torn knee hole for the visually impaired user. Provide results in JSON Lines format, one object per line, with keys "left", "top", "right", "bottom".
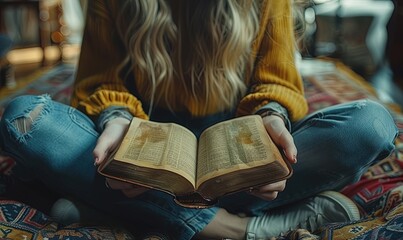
{"left": 13, "top": 104, "right": 44, "bottom": 134}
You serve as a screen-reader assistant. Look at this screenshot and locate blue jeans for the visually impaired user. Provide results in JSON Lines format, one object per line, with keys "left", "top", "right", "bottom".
{"left": 0, "top": 95, "right": 398, "bottom": 239}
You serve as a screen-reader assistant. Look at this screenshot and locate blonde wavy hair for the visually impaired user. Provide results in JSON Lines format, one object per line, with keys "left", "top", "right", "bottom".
{"left": 116, "top": 0, "right": 308, "bottom": 115}
{"left": 117, "top": 0, "right": 259, "bottom": 115}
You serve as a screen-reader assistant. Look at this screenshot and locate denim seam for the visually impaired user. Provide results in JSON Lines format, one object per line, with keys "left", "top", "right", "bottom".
{"left": 292, "top": 111, "right": 324, "bottom": 136}
{"left": 68, "top": 107, "right": 98, "bottom": 137}
{"left": 270, "top": 158, "right": 381, "bottom": 208}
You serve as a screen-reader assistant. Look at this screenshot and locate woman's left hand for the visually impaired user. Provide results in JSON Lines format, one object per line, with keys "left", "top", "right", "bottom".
{"left": 250, "top": 114, "right": 297, "bottom": 201}
{"left": 93, "top": 117, "right": 149, "bottom": 198}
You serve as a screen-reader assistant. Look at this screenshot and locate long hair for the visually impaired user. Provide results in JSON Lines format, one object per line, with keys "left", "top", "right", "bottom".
{"left": 293, "top": 0, "right": 310, "bottom": 47}
{"left": 117, "top": 0, "right": 259, "bottom": 115}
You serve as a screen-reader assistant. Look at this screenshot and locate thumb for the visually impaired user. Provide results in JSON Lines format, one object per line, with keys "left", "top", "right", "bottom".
{"left": 262, "top": 115, "right": 297, "bottom": 164}
{"left": 93, "top": 117, "right": 131, "bottom": 166}
{"left": 93, "top": 132, "right": 114, "bottom": 166}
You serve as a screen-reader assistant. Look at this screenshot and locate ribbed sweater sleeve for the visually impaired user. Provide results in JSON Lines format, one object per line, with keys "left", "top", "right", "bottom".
{"left": 70, "top": 0, "right": 148, "bottom": 120}
{"left": 71, "top": 0, "right": 307, "bottom": 121}
{"left": 237, "top": 0, "right": 308, "bottom": 121}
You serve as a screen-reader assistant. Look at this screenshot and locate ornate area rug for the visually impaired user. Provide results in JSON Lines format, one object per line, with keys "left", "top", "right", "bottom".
{"left": 0, "top": 59, "right": 402, "bottom": 239}
{"left": 0, "top": 200, "right": 135, "bottom": 240}
{"left": 295, "top": 59, "right": 403, "bottom": 240}
{"left": 0, "top": 63, "right": 75, "bottom": 118}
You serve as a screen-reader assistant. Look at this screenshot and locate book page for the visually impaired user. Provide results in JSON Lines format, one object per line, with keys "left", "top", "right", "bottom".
{"left": 114, "top": 118, "right": 198, "bottom": 186}
{"left": 196, "top": 115, "right": 275, "bottom": 187}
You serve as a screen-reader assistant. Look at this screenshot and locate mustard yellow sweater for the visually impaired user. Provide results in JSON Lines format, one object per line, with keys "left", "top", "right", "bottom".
{"left": 71, "top": 0, "right": 308, "bottom": 121}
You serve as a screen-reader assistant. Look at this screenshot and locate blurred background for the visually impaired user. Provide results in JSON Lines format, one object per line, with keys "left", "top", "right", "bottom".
{"left": 0, "top": 0, "right": 84, "bottom": 81}
{"left": 0, "top": 0, "right": 402, "bottom": 105}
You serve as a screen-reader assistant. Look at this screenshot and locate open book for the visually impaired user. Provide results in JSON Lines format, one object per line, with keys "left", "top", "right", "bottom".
{"left": 98, "top": 115, "right": 292, "bottom": 208}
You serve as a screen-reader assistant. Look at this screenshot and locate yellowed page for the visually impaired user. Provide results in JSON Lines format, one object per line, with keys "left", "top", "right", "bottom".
{"left": 196, "top": 115, "right": 275, "bottom": 188}
{"left": 114, "top": 118, "right": 198, "bottom": 186}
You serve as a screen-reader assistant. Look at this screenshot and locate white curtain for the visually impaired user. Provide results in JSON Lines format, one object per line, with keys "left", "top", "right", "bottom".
{"left": 61, "top": 0, "right": 85, "bottom": 44}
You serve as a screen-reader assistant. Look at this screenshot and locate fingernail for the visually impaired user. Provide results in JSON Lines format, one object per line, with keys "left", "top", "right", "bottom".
{"left": 94, "top": 157, "right": 99, "bottom": 166}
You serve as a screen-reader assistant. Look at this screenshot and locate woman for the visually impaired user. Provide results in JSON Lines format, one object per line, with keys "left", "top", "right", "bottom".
{"left": 0, "top": 0, "right": 398, "bottom": 239}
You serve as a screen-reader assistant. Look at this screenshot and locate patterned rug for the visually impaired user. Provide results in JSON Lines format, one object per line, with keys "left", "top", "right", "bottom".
{"left": 0, "top": 200, "right": 135, "bottom": 240}
{"left": 295, "top": 59, "right": 403, "bottom": 240}
{"left": 0, "top": 63, "right": 75, "bottom": 118}
{"left": 0, "top": 58, "right": 402, "bottom": 239}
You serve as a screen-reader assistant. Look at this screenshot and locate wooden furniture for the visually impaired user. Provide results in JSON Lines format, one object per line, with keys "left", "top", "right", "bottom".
{"left": 387, "top": 0, "right": 403, "bottom": 80}
{"left": 0, "top": 36, "right": 14, "bottom": 89}
{"left": 0, "top": 0, "right": 64, "bottom": 65}
{"left": 305, "top": 0, "right": 394, "bottom": 78}
{"left": 0, "top": 0, "right": 44, "bottom": 64}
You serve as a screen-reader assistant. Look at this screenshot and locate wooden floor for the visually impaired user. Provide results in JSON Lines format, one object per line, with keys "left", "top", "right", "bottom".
{"left": 5, "top": 45, "right": 403, "bottom": 110}
{"left": 8, "top": 44, "right": 80, "bottom": 79}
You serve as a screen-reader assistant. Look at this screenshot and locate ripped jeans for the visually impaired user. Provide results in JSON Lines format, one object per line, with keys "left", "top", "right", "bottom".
{"left": 0, "top": 95, "right": 398, "bottom": 240}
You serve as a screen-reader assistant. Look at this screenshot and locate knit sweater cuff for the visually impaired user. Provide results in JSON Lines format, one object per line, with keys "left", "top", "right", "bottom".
{"left": 255, "top": 102, "right": 291, "bottom": 131}
{"left": 97, "top": 106, "right": 133, "bottom": 132}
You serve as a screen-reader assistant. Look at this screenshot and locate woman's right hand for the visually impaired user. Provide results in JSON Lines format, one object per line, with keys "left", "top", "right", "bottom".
{"left": 93, "top": 117, "right": 149, "bottom": 197}
{"left": 250, "top": 114, "right": 296, "bottom": 201}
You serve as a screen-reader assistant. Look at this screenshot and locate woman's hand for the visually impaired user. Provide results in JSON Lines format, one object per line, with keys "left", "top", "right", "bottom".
{"left": 93, "top": 117, "right": 149, "bottom": 197}
{"left": 262, "top": 114, "right": 297, "bottom": 164}
{"left": 249, "top": 180, "right": 287, "bottom": 200}
{"left": 93, "top": 117, "right": 131, "bottom": 165}
{"left": 250, "top": 114, "right": 297, "bottom": 201}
